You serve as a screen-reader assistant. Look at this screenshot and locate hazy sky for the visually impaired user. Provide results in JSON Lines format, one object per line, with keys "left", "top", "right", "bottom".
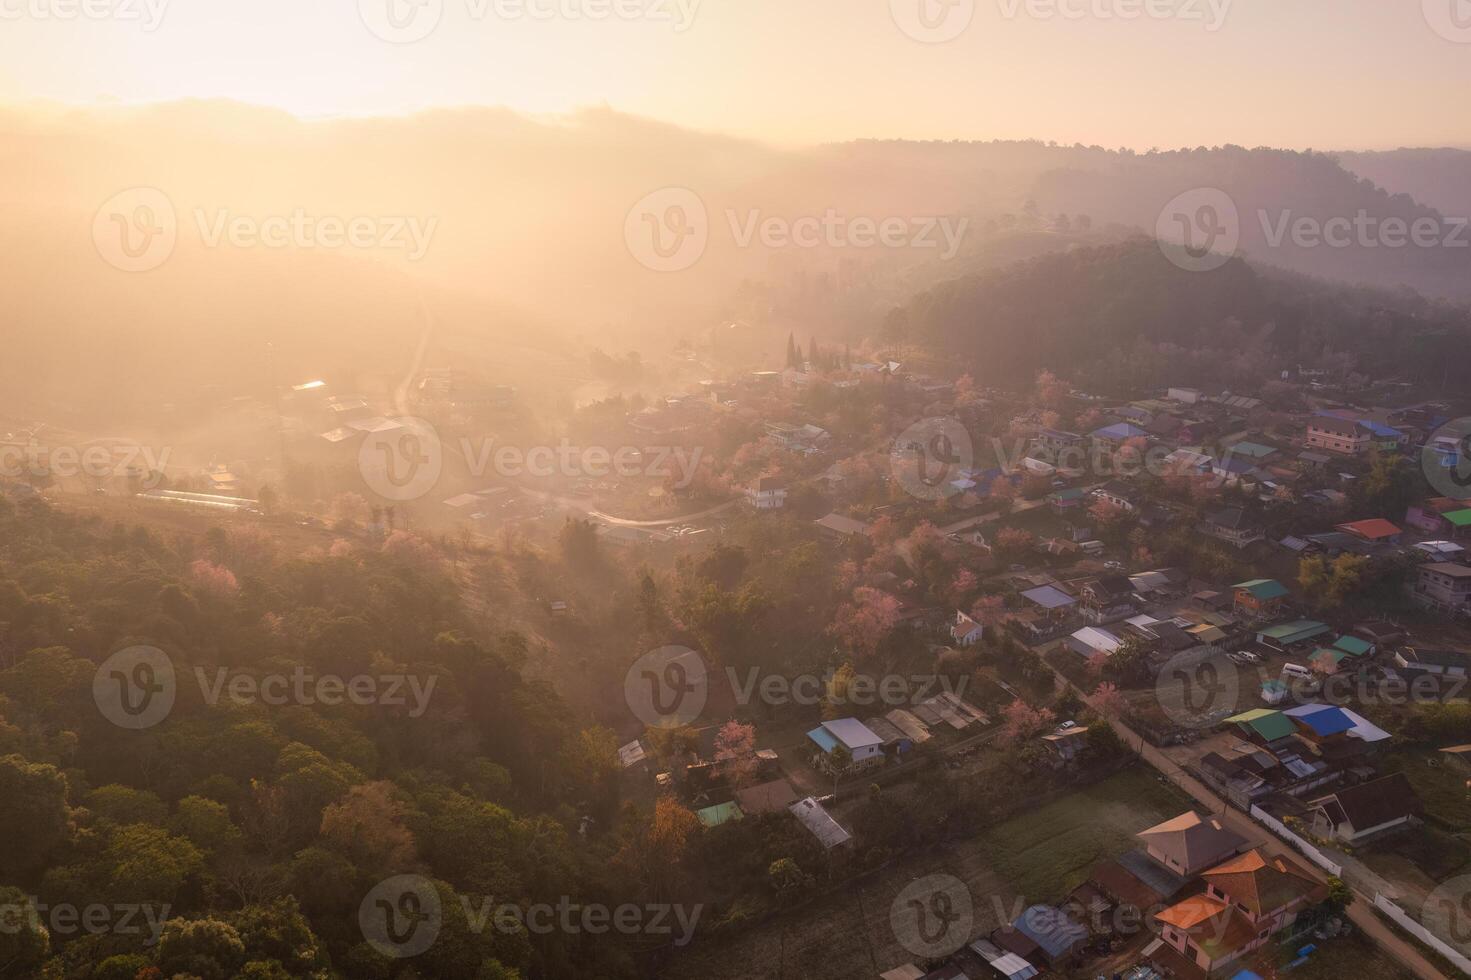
{"left": 2, "top": 0, "right": 1468, "bottom": 147}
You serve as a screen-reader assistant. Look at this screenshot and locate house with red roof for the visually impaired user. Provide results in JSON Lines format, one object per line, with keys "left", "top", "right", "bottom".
{"left": 1335, "top": 518, "right": 1403, "bottom": 545}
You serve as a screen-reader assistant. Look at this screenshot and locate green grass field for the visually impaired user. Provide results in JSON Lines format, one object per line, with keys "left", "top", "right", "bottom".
{"left": 966, "top": 764, "right": 1195, "bottom": 900}
{"left": 662, "top": 765, "right": 1195, "bottom": 979}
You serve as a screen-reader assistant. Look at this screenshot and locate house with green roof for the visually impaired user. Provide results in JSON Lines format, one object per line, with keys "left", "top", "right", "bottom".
{"left": 1225, "top": 708, "right": 1296, "bottom": 746}
{"left": 1308, "top": 647, "right": 1350, "bottom": 674}
{"left": 1226, "top": 441, "right": 1278, "bottom": 461}
{"left": 695, "top": 801, "right": 743, "bottom": 828}
{"left": 1256, "top": 619, "right": 1331, "bottom": 652}
{"left": 1331, "top": 635, "right": 1373, "bottom": 658}
{"left": 1233, "top": 578, "right": 1288, "bottom": 617}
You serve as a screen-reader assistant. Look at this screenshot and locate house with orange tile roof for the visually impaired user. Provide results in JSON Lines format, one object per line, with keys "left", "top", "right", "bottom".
{"left": 1152, "top": 848, "right": 1327, "bottom": 976}
{"left": 1334, "top": 518, "right": 1403, "bottom": 545}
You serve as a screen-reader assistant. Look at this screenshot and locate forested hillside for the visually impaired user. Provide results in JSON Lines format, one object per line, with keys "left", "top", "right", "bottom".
{"left": 896, "top": 238, "right": 1471, "bottom": 394}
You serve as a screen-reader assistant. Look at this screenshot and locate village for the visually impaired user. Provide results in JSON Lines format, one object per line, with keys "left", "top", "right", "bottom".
{"left": 6, "top": 341, "right": 1471, "bottom": 980}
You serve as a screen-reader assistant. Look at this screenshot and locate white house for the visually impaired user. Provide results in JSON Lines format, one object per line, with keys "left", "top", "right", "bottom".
{"left": 1067, "top": 626, "right": 1122, "bottom": 659}
{"left": 952, "top": 609, "right": 984, "bottom": 646}
{"left": 746, "top": 476, "right": 788, "bottom": 510}
{"left": 1307, "top": 773, "right": 1419, "bottom": 843}
{"left": 807, "top": 718, "right": 885, "bottom": 772}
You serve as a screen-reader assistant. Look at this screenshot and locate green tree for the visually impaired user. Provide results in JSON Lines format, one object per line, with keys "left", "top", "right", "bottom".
{"left": 155, "top": 917, "right": 247, "bottom": 980}
{"left": 0, "top": 754, "right": 70, "bottom": 881}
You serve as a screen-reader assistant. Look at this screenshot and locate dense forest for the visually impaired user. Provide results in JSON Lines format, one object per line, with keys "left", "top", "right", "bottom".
{"left": 895, "top": 238, "right": 1471, "bottom": 394}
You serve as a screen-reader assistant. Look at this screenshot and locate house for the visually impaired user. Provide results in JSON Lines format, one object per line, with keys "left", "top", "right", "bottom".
{"left": 1335, "top": 518, "right": 1403, "bottom": 545}
{"left": 1040, "top": 726, "right": 1090, "bottom": 762}
{"left": 1225, "top": 441, "right": 1278, "bottom": 462}
{"left": 1164, "top": 448, "right": 1214, "bottom": 477}
{"left": 1136, "top": 810, "right": 1248, "bottom": 877}
{"left": 1046, "top": 487, "right": 1088, "bottom": 512}
{"left": 788, "top": 797, "right": 851, "bottom": 849}
{"left": 1205, "top": 508, "right": 1265, "bottom": 548}
{"left": 807, "top": 718, "right": 885, "bottom": 773}
{"left": 862, "top": 716, "right": 914, "bottom": 759}
{"left": 1091, "top": 422, "right": 1149, "bottom": 449}
{"left": 951, "top": 609, "right": 985, "bottom": 646}
{"left": 1168, "top": 386, "right": 1203, "bottom": 404}
{"left": 1003, "top": 905, "right": 1086, "bottom": 966}
{"left": 1307, "top": 773, "right": 1420, "bottom": 843}
{"left": 1225, "top": 708, "right": 1298, "bottom": 749}
{"left": 1211, "top": 455, "right": 1260, "bottom": 485}
{"left": 1395, "top": 646, "right": 1471, "bottom": 677}
{"left": 968, "top": 940, "right": 1039, "bottom": 980}
{"left": 695, "top": 801, "right": 744, "bottom": 828}
{"left": 735, "top": 778, "right": 800, "bottom": 814}
{"left": 1414, "top": 540, "right": 1468, "bottom": 561}
{"left": 1305, "top": 417, "right": 1370, "bottom": 455}
{"left": 1283, "top": 703, "right": 1358, "bottom": 747}
{"left": 1092, "top": 479, "right": 1140, "bottom": 513}
{"left": 815, "top": 512, "right": 871, "bottom": 540}
{"left": 1153, "top": 849, "right": 1325, "bottom": 976}
{"left": 1255, "top": 619, "right": 1331, "bottom": 653}
{"left": 1405, "top": 498, "right": 1471, "bottom": 538}
{"left": 1410, "top": 562, "right": 1471, "bottom": 613}
{"left": 1067, "top": 625, "right": 1122, "bottom": 659}
{"left": 1089, "top": 848, "right": 1190, "bottom": 912}
{"left": 746, "top": 476, "right": 787, "bottom": 510}
{"left": 1079, "top": 575, "right": 1137, "bottom": 624}
{"left": 1192, "top": 589, "right": 1232, "bottom": 612}
{"left": 1232, "top": 579, "right": 1288, "bottom": 618}
{"left": 1035, "top": 428, "right": 1084, "bottom": 453}
{"left": 1019, "top": 584, "right": 1077, "bottom": 618}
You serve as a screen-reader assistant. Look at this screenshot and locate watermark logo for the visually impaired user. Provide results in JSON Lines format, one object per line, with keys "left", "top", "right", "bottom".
{"left": 890, "top": 0, "right": 974, "bottom": 43}
{"left": 93, "top": 646, "right": 176, "bottom": 730}
{"left": 1156, "top": 187, "right": 1238, "bottom": 273}
{"left": 361, "top": 875, "right": 442, "bottom": 958}
{"left": 94, "top": 187, "right": 177, "bottom": 273}
{"left": 1424, "top": 0, "right": 1471, "bottom": 43}
{"left": 996, "top": 0, "right": 1230, "bottom": 30}
{"left": 359, "top": 0, "right": 444, "bottom": 41}
{"left": 625, "top": 187, "right": 709, "bottom": 272}
{"left": 0, "top": 0, "right": 169, "bottom": 30}
{"left": 891, "top": 417, "right": 975, "bottom": 501}
{"left": 891, "top": 874, "right": 973, "bottom": 958}
{"left": 1155, "top": 651, "right": 1238, "bottom": 728}
{"left": 1422, "top": 418, "right": 1471, "bottom": 499}
{"left": 359, "top": 417, "right": 443, "bottom": 501}
{"left": 1424, "top": 875, "right": 1471, "bottom": 953}
{"left": 624, "top": 645, "right": 708, "bottom": 728}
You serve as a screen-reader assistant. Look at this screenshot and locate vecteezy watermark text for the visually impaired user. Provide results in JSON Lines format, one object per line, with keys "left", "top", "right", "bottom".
{"left": 359, "top": 875, "right": 701, "bottom": 960}
{"left": 93, "top": 646, "right": 438, "bottom": 729}
{"left": 0, "top": 442, "right": 169, "bottom": 486}
{"left": 357, "top": 0, "right": 700, "bottom": 44}
{"left": 0, "top": 0, "right": 168, "bottom": 29}
{"left": 93, "top": 188, "right": 437, "bottom": 273}
{"left": 0, "top": 899, "right": 170, "bottom": 946}
{"left": 624, "top": 188, "right": 970, "bottom": 272}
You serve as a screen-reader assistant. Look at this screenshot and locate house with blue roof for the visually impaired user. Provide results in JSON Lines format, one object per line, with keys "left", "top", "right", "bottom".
{"left": 1091, "top": 422, "right": 1149, "bottom": 448}
{"left": 806, "top": 718, "right": 885, "bottom": 773}
{"left": 1005, "top": 904, "right": 1087, "bottom": 966}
